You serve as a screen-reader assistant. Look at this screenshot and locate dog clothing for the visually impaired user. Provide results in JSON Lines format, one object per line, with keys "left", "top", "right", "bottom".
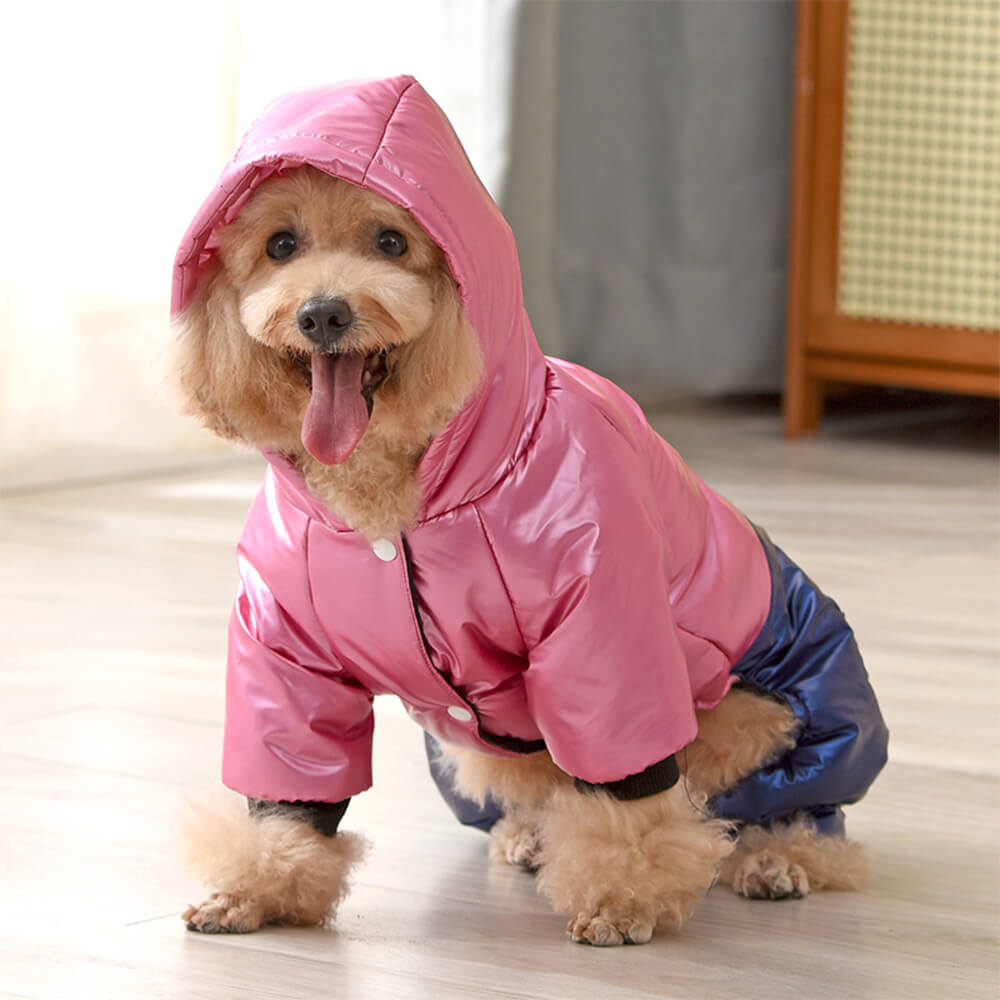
{"left": 172, "top": 77, "right": 888, "bottom": 838}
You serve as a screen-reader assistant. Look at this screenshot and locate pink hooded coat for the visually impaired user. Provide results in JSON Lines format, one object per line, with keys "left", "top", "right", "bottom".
{"left": 172, "top": 77, "right": 772, "bottom": 804}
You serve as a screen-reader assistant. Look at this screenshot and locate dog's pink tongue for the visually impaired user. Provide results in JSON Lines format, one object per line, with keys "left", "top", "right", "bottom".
{"left": 302, "top": 353, "right": 369, "bottom": 465}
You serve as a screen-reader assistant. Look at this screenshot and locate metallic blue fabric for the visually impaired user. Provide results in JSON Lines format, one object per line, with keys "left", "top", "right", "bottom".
{"left": 425, "top": 732, "right": 504, "bottom": 831}
{"left": 424, "top": 530, "right": 888, "bottom": 838}
{"left": 712, "top": 528, "right": 889, "bottom": 835}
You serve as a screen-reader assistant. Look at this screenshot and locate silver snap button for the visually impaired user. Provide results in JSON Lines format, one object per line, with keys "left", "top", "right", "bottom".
{"left": 372, "top": 538, "right": 397, "bottom": 562}
{"left": 447, "top": 705, "right": 474, "bottom": 722}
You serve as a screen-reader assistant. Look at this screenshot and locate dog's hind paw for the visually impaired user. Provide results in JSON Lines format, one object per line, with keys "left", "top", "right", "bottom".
{"left": 183, "top": 893, "right": 265, "bottom": 934}
{"left": 731, "top": 850, "right": 810, "bottom": 900}
{"left": 489, "top": 815, "right": 541, "bottom": 870}
{"left": 568, "top": 910, "right": 654, "bottom": 947}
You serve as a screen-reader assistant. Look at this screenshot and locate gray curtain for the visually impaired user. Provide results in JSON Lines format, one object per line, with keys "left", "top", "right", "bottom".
{"left": 500, "top": 0, "right": 796, "bottom": 394}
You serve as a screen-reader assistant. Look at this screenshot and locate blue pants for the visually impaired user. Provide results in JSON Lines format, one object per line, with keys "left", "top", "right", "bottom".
{"left": 425, "top": 530, "right": 889, "bottom": 838}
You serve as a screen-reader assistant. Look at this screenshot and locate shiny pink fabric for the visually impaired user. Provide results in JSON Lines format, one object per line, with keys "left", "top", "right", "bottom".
{"left": 173, "top": 77, "right": 772, "bottom": 803}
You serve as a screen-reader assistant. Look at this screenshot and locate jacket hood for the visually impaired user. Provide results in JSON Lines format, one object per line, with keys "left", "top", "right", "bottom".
{"left": 172, "top": 76, "right": 546, "bottom": 522}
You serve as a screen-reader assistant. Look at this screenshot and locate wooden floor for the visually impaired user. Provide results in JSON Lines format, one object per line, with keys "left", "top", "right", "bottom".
{"left": 1, "top": 393, "right": 997, "bottom": 999}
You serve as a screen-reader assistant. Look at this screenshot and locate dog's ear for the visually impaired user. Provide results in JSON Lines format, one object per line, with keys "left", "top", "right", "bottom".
{"left": 169, "top": 266, "right": 302, "bottom": 449}
{"left": 169, "top": 266, "right": 245, "bottom": 441}
{"left": 394, "top": 267, "right": 484, "bottom": 428}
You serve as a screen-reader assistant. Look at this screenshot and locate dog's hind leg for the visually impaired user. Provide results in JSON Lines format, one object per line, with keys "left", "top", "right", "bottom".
{"left": 437, "top": 746, "right": 571, "bottom": 869}
{"left": 488, "top": 811, "right": 543, "bottom": 870}
{"left": 680, "top": 684, "right": 800, "bottom": 797}
{"left": 686, "top": 686, "right": 869, "bottom": 900}
{"left": 720, "top": 815, "right": 869, "bottom": 899}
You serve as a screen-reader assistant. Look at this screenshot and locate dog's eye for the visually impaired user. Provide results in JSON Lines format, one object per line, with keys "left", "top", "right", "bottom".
{"left": 266, "top": 231, "right": 299, "bottom": 261}
{"left": 377, "top": 229, "right": 407, "bottom": 258}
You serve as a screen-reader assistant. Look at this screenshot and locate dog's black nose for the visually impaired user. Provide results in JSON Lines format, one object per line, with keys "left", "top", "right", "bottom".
{"left": 297, "top": 296, "right": 354, "bottom": 350}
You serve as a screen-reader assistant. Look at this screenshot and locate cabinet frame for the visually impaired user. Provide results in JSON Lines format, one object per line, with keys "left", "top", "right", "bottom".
{"left": 783, "top": 0, "right": 999, "bottom": 437}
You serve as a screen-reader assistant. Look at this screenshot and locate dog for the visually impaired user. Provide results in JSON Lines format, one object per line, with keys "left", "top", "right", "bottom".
{"left": 170, "top": 78, "right": 887, "bottom": 946}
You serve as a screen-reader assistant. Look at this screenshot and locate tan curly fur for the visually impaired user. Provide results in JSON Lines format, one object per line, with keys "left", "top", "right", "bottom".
{"left": 536, "top": 784, "right": 735, "bottom": 946}
{"left": 178, "top": 798, "right": 369, "bottom": 933}
{"left": 169, "top": 165, "right": 483, "bottom": 539}
{"left": 720, "top": 815, "right": 870, "bottom": 898}
{"left": 440, "top": 744, "right": 572, "bottom": 809}
{"left": 488, "top": 813, "right": 544, "bottom": 869}
{"left": 681, "top": 684, "right": 800, "bottom": 797}
{"left": 437, "top": 745, "right": 572, "bottom": 874}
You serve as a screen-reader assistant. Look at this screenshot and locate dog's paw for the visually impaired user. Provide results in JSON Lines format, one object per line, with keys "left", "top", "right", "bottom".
{"left": 489, "top": 815, "right": 541, "bottom": 870}
{"left": 568, "top": 909, "right": 654, "bottom": 947}
{"left": 537, "top": 785, "right": 734, "bottom": 943}
{"left": 730, "top": 850, "right": 810, "bottom": 900}
{"left": 182, "top": 893, "right": 266, "bottom": 934}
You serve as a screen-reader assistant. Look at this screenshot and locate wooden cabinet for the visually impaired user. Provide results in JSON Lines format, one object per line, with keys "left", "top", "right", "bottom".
{"left": 784, "top": 0, "right": 999, "bottom": 436}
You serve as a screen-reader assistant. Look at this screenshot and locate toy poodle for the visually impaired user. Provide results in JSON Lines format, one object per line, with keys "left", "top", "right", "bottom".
{"left": 170, "top": 78, "right": 887, "bottom": 946}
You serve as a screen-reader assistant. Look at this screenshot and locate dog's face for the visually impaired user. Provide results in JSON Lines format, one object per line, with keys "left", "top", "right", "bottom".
{"left": 172, "top": 166, "right": 481, "bottom": 464}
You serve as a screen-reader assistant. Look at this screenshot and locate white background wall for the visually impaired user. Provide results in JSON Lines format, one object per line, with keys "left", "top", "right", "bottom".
{"left": 0, "top": 0, "right": 507, "bottom": 480}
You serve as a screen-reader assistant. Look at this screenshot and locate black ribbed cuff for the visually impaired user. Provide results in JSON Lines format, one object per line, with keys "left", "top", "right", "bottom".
{"left": 247, "top": 797, "right": 350, "bottom": 837}
{"left": 574, "top": 755, "right": 680, "bottom": 802}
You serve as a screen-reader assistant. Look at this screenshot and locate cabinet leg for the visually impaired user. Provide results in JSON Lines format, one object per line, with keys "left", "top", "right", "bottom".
{"left": 783, "top": 374, "right": 824, "bottom": 437}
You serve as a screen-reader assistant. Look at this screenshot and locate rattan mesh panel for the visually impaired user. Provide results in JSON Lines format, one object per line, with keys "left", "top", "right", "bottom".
{"left": 839, "top": 0, "right": 999, "bottom": 331}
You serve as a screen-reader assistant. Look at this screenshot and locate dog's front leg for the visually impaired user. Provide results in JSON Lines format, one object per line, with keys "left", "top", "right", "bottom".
{"left": 535, "top": 784, "right": 734, "bottom": 947}
{"left": 179, "top": 798, "right": 368, "bottom": 933}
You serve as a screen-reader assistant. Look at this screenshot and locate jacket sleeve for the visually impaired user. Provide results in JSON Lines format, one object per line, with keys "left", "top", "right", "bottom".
{"left": 221, "top": 552, "right": 375, "bottom": 804}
